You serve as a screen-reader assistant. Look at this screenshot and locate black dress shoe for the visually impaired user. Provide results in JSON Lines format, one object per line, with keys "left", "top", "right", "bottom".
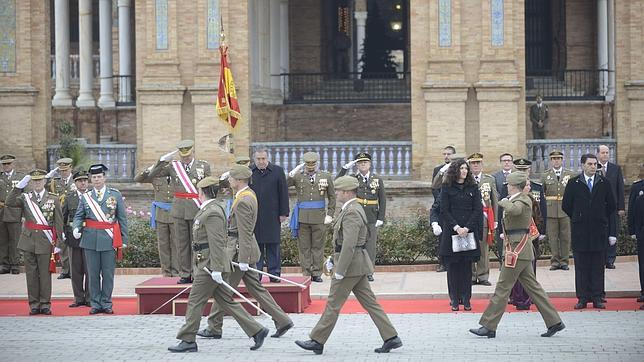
{"left": 271, "top": 322, "right": 294, "bottom": 338}
{"left": 464, "top": 304, "right": 472, "bottom": 311}
{"left": 0, "top": 268, "right": 9, "bottom": 274}
{"left": 451, "top": 305, "right": 459, "bottom": 311}
{"left": 295, "top": 339, "right": 324, "bottom": 355}
{"left": 10, "top": 269, "right": 20, "bottom": 274}
{"left": 57, "top": 273, "right": 71, "bottom": 280}
{"left": 592, "top": 302, "right": 606, "bottom": 309}
{"left": 40, "top": 308, "right": 51, "bottom": 315}
{"left": 375, "top": 336, "right": 402, "bottom": 353}
{"left": 197, "top": 328, "right": 222, "bottom": 339}
{"left": 168, "top": 341, "right": 198, "bottom": 353}
{"left": 69, "top": 302, "right": 83, "bottom": 308}
{"left": 574, "top": 302, "right": 587, "bottom": 309}
{"left": 541, "top": 322, "right": 565, "bottom": 337}
{"left": 516, "top": 305, "right": 530, "bottom": 311}
{"left": 250, "top": 328, "right": 269, "bottom": 350}
{"left": 269, "top": 278, "right": 281, "bottom": 283}
{"left": 560, "top": 265, "right": 569, "bottom": 270}
{"left": 637, "top": 295, "right": 644, "bottom": 303}
{"left": 103, "top": 308, "right": 114, "bottom": 314}
{"left": 311, "top": 276, "right": 323, "bottom": 283}
{"left": 606, "top": 263, "right": 616, "bottom": 269}
{"left": 469, "top": 326, "right": 496, "bottom": 338}
{"left": 478, "top": 280, "right": 492, "bottom": 286}
{"left": 177, "top": 277, "right": 193, "bottom": 284}
{"left": 640, "top": 304, "right": 644, "bottom": 310}
{"left": 367, "top": 275, "right": 374, "bottom": 282}
{"left": 436, "top": 265, "right": 446, "bottom": 273}
{"left": 89, "top": 308, "right": 102, "bottom": 315}
{"left": 549, "top": 265, "right": 559, "bottom": 271}
{"left": 29, "top": 308, "right": 40, "bottom": 315}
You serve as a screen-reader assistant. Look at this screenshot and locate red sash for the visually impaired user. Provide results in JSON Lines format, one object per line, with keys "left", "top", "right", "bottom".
{"left": 174, "top": 192, "right": 199, "bottom": 199}
{"left": 85, "top": 219, "right": 124, "bottom": 260}
{"left": 25, "top": 221, "right": 60, "bottom": 273}
{"left": 483, "top": 206, "right": 496, "bottom": 246}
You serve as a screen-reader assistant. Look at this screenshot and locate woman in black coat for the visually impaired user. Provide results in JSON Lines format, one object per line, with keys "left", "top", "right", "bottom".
{"left": 440, "top": 159, "right": 482, "bottom": 311}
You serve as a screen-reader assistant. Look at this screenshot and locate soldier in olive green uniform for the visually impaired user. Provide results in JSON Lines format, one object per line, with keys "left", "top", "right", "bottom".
{"left": 470, "top": 172, "right": 565, "bottom": 338}
{"left": 6, "top": 170, "right": 64, "bottom": 315}
{"left": 199, "top": 165, "right": 293, "bottom": 340}
{"left": 295, "top": 176, "right": 402, "bottom": 355}
{"left": 287, "top": 152, "right": 336, "bottom": 282}
{"left": 468, "top": 153, "right": 498, "bottom": 286}
{"left": 134, "top": 166, "right": 178, "bottom": 276}
{"left": 168, "top": 176, "right": 269, "bottom": 353}
{"left": 47, "top": 157, "right": 75, "bottom": 279}
{"left": 0, "top": 154, "right": 25, "bottom": 274}
{"left": 149, "top": 140, "right": 211, "bottom": 284}
{"left": 541, "top": 151, "right": 575, "bottom": 270}
{"left": 337, "top": 152, "right": 385, "bottom": 281}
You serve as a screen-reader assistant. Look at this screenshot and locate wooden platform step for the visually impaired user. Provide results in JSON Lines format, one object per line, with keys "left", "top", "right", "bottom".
{"left": 172, "top": 297, "right": 260, "bottom": 317}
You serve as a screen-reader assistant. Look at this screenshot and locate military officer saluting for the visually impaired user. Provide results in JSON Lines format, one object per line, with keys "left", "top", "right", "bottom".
{"left": 470, "top": 172, "right": 564, "bottom": 338}
{"left": 149, "top": 140, "right": 211, "bottom": 284}
{"left": 6, "top": 170, "right": 64, "bottom": 315}
{"left": 46, "top": 157, "right": 75, "bottom": 280}
{"left": 337, "top": 152, "right": 386, "bottom": 282}
{"left": 287, "top": 152, "right": 336, "bottom": 282}
{"left": 0, "top": 154, "right": 25, "bottom": 274}
{"left": 541, "top": 150, "right": 574, "bottom": 270}
{"left": 295, "top": 176, "right": 402, "bottom": 355}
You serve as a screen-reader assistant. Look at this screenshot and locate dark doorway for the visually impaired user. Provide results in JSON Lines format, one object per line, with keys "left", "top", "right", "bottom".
{"left": 525, "top": 0, "right": 552, "bottom": 75}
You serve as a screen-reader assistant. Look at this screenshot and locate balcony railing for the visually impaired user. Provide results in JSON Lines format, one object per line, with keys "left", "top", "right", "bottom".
{"left": 116, "top": 75, "right": 135, "bottom": 105}
{"left": 280, "top": 72, "right": 411, "bottom": 104}
{"left": 47, "top": 143, "right": 137, "bottom": 182}
{"left": 526, "top": 139, "right": 616, "bottom": 174}
{"left": 250, "top": 141, "right": 412, "bottom": 178}
{"left": 50, "top": 54, "right": 100, "bottom": 81}
{"left": 526, "top": 69, "right": 609, "bottom": 101}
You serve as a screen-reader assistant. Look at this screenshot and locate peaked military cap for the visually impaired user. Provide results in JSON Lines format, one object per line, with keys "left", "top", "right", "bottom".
{"left": 513, "top": 158, "right": 532, "bottom": 170}
{"left": 354, "top": 152, "right": 372, "bottom": 162}
{"left": 506, "top": 171, "right": 528, "bottom": 186}
{"left": 29, "top": 169, "right": 48, "bottom": 180}
{"left": 56, "top": 157, "right": 73, "bottom": 170}
{"left": 176, "top": 139, "right": 195, "bottom": 157}
{"left": 229, "top": 164, "right": 252, "bottom": 180}
{"left": 303, "top": 152, "right": 319, "bottom": 163}
{"left": 73, "top": 169, "right": 89, "bottom": 181}
{"left": 89, "top": 164, "right": 108, "bottom": 175}
{"left": 0, "top": 154, "right": 16, "bottom": 164}
{"left": 467, "top": 153, "right": 484, "bottom": 162}
{"left": 335, "top": 175, "right": 359, "bottom": 191}
{"left": 235, "top": 155, "right": 251, "bottom": 165}
{"left": 549, "top": 150, "right": 564, "bottom": 158}
{"left": 197, "top": 176, "right": 219, "bottom": 188}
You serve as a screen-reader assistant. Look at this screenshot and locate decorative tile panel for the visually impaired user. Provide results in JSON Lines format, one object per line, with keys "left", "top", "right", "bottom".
{"left": 438, "top": 0, "right": 451, "bottom": 47}
{"left": 0, "top": 0, "right": 17, "bottom": 73}
{"left": 207, "top": 0, "right": 220, "bottom": 49}
{"left": 155, "top": 0, "right": 168, "bottom": 50}
{"left": 491, "top": 0, "right": 504, "bottom": 46}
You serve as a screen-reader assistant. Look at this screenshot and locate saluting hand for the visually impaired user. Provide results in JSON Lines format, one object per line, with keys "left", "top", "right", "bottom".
{"left": 160, "top": 149, "right": 178, "bottom": 162}
{"left": 16, "top": 175, "right": 31, "bottom": 189}
{"left": 288, "top": 163, "right": 305, "bottom": 177}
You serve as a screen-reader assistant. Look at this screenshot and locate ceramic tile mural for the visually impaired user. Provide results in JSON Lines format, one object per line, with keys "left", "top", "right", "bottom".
{"left": 155, "top": 0, "right": 168, "bottom": 50}
{"left": 207, "top": 0, "right": 220, "bottom": 49}
{"left": 491, "top": 0, "right": 504, "bottom": 46}
{"left": 0, "top": 0, "right": 16, "bottom": 72}
{"left": 438, "top": 0, "right": 451, "bottom": 47}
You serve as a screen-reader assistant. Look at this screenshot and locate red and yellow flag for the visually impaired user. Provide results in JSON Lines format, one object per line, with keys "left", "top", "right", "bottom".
{"left": 216, "top": 44, "right": 241, "bottom": 129}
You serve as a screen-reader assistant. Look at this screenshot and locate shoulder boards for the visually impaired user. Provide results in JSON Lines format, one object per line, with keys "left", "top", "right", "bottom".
{"left": 633, "top": 179, "right": 643, "bottom": 184}
{"left": 109, "top": 187, "right": 121, "bottom": 194}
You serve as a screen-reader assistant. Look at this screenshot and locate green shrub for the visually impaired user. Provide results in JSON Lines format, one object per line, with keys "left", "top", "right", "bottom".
{"left": 117, "top": 215, "right": 160, "bottom": 268}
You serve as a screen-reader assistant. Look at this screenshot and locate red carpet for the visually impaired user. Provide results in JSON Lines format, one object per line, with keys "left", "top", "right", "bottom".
{"left": 0, "top": 297, "right": 640, "bottom": 317}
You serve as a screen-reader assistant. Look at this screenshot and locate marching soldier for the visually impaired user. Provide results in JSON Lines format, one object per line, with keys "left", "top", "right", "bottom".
{"left": 0, "top": 154, "right": 25, "bottom": 274}
{"left": 72, "top": 164, "right": 128, "bottom": 314}
{"left": 468, "top": 153, "right": 498, "bottom": 286}
{"left": 287, "top": 152, "right": 336, "bottom": 282}
{"left": 134, "top": 166, "right": 178, "bottom": 277}
{"left": 337, "top": 152, "right": 386, "bottom": 282}
{"left": 168, "top": 176, "right": 269, "bottom": 353}
{"left": 6, "top": 170, "right": 64, "bottom": 315}
{"left": 470, "top": 172, "right": 565, "bottom": 338}
{"left": 62, "top": 170, "right": 91, "bottom": 307}
{"left": 198, "top": 165, "right": 293, "bottom": 340}
{"left": 47, "top": 157, "right": 75, "bottom": 280}
{"left": 541, "top": 150, "right": 574, "bottom": 270}
{"left": 295, "top": 176, "right": 402, "bottom": 355}
{"left": 149, "top": 140, "right": 211, "bottom": 284}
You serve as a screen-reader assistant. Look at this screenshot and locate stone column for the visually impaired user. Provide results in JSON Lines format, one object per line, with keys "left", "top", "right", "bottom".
{"left": 607, "top": 0, "right": 616, "bottom": 100}
{"left": 76, "top": 0, "right": 95, "bottom": 108}
{"left": 269, "top": 0, "right": 281, "bottom": 91}
{"left": 52, "top": 0, "right": 72, "bottom": 107}
{"left": 118, "top": 0, "right": 132, "bottom": 103}
{"left": 597, "top": 0, "right": 609, "bottom": 96}
{"left": 98, "top": 0, "right": 115, "bottom": 108}
{"left": 279, "top": 0, "right": 289, "bottom": 94}
{"left": 354, "top": 11, "right": 367, "bottom": 74}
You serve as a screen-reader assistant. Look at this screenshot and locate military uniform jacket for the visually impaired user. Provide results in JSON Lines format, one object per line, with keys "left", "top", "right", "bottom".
{"left": 541, "top": 168, "right": 575, "bottom": 218}
{"left": 62, "top": 189, "right": 84, "bottom": 248}
{"left": 6, "top": 188, "right": 63, "bottom": 255}
{"left": 48, "top": 173, "right": 75, "bottom": 197}
{"left": 73, "top": 187, "right": 129, "bottom": 251}
{"left": 134, "top": 168, "right": 174, "bottom": 224}
{"left": 287, "top": 170, "right": 336, "bottom": 224}
{"left": 228, "top": 188, "right": 261, "bottom": 265}
{"left": 192, "top": 200, "right": 231, "bottom": 275}
{"left": 332, "top": 199, "right": 373, "bottom": 277}
{"left": 149, "top": 159, "right": 211, "bottom": 220}
{"left": 498, "top": 193, "right": 535, "bottom": 261}
{"left": 337, "top": 168, "right": 386, "bottom": 224}
{"left": 0, "top": 170, "right": 25, "bottom": 222}
{"left": 477, "top": 173, "right": 499, "bottom": 231}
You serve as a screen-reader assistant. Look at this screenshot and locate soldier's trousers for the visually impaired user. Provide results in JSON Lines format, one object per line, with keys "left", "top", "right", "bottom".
{"left": 0, "top": 221, "right": 21, "bottom": 271}
{"left": 70, "top": 246, "right": 89, "bottom": 304}
{"left": 176, "top": 272, "right": 263, "bottom": 343}
{"left": 479, "top": 259, "right": 561, "bottom": 331}
{"left": 174, "top": 217, "right": 194, "bottom": 279}
{"left": 297, "top": 222, "right": 326, "bottom": 277}
{"left": 22, "top": 251, "right": 52, "bottom": 310}
{"left": 59, "top": 242, "right": 70, "bottom": 274}
{"left": 310, "top": 275, "right": 397, "bottom": 344}
{"left": 208, "top": 268, "right": 291, "bottom": 334}
{"left": 366, "top": 224, "right": 378, "bottom": 270}
{"left": 157, "top": 220, "right": 178, "bottom": 276}
{"left": 472, "top": 228, "right": 491, "bottom": 282}
{"left": 84, "top": 248, "right": 116, "bottom": 310}
{"left": 546, "top": 217, "right": 571, "bottom": 267}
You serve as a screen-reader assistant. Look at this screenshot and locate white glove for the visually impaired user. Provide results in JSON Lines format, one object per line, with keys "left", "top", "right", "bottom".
{"left": 16, "top": 175, "right": 31, "bottom": 189}
{"left": 122, "top": 244, "right": 128, "bottom": 249}
{"left": 334, "top": 273, "right": 344, "bottom": 280}
{"left": 238, "top": 263, "right": 249, "bottom": 271}
{"left": 538, "top": 235, "right": 546, "bottom": 241}
{"left": 73, "top": 228, "right": 82, "bottom": 239}
{"left": 375, "top": 220, "right": 384, "bottom": 228}
{"left": 631, "top": 235, "right": 637, "bottom": 240}
{"left": 493, "top": 222, "right": 498, "bottom": 230}
{"left": 53, "top": 247, "right": 61, "bottom": 254}
{"left": 146, "top": 164, "right": 154, "bottom": 172}
{"left": 288, "top": 163, "right": 305, "bottom": 177}
{"left": 324, "top": 215, "right": 333, "bottom": 225}
{"left": 500, "top": 233, "right": 505, "bottom": 240}
{"left": 439, "top": 162, "right": 450, "bottom": 173}
{"left": 219, "top": 171, "right": 230, "bottom": 181}
{"left": 343, "top": 159, "right": 357, "bottom": 169}
{"left": 46, "top": 167, "right": 59, "bottom": 179}
{"left": 325, "top": 257, "right": 334, "bottom": 272}
{"left": 608, "top": 236, "right": 617, "bottom": 246}
{"left": 431, "top": 222, "right": 442, "bottom": 236}
{"left": 160, "top": 149, "right": 178, "bottom": 162}
{"left": 62, "top": 232, "right": 66, "bottom": 241}
{"left": 210, "top": 271, "right": 223, "bottom": 284}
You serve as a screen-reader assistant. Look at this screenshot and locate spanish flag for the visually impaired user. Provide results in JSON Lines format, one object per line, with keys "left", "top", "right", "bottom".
{"left": 216, "top": 43, "right": 241, "bottom": 129}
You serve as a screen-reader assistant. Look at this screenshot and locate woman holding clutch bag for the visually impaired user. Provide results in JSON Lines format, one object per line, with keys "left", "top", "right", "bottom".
{"left": 440, "top": 159, "right": 482, "bottom": 311}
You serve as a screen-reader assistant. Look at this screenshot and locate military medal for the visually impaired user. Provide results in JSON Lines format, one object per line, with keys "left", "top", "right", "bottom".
{"left": 192, "top": 178, "right": 197, "bottom": 184}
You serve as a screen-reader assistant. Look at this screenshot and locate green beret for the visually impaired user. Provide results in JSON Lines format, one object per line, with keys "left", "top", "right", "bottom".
{"left": 335, "top": 176, "right": 359, "bottom": 191}
{"left": 229, "top": 165, "right": 252, "bottom": 180}
{"left": 303, "top": 152, "right": 319, "bottom": 163}
{"left": 506, "top": 171, "right": 528, "bottom": 186}
{"left": 196, "top": 176, "right": 219, "bottom": 188}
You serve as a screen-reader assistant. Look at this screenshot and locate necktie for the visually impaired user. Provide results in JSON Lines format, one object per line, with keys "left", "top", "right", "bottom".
{"left": 184, "top": 164, "right": 190, "bottom": 173}
{"left": 556, "top": 171, "right": 561, "bottom": 181}
{"left": 97, "top": 190, "right": 103, "bottom": 201}
{"left": 36, "top": 193, "right": 41, "bottom": 203}
{"left": 503, "top": 171, "right": 509, "bottom": 180}
{"left": 476, "top": 176, "right": 480, "bottom": 183}
{"left": 587, "top": 178, "right": 593, "bottom": 191}
{"left": 309, "top": 175, "right": 315, "bottom": 184}
{"left": 363, "top": 177, "right": 368, "bottom": 183}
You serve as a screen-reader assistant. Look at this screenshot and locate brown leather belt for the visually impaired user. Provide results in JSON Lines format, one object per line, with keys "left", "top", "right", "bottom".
{"left": 356, "top": 198, "right": 378, "bottom": 206}
{"left": 545, "top": 196, "right": 563, "bottom": 201}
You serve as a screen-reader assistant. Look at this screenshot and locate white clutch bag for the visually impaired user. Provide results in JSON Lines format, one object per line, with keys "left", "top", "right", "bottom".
{"left": 452, "top": 232, "right": 477, "bottom": 252}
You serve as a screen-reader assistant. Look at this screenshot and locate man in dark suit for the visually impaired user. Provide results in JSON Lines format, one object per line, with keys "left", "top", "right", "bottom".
{"left": 627, "top": 164, "right": 644, "bottom": 307}
{"left": 431, "top": 146, "right": 455, "bottom": 273}
{"left": 251, "top": 149, "right": 289, "bottom": 281}
{"left": 492, "top": 153, "right": 513, "bottom": 260}
{"left": 562, "top": 154, "right": 616, "bottom": 310}
{"left": 596, "top": 145, "right": 625, "bottom": 269}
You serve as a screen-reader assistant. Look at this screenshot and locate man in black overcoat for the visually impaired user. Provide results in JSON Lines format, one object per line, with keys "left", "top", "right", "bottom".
{"left": 596, "top": 145, "right": 625, "bottom": 269}
{"left": 627, "top": 163, "right": 644, "bottom": 307}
